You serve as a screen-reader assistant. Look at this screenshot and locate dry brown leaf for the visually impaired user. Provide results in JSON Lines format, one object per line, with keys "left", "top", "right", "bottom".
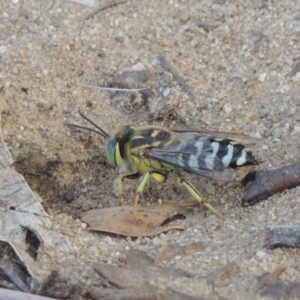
{"left": 87, "top": 285, "right": 199, "bottom": 300}
{"left": 94, "top": 249, "right": 187, "bottom": 288}
{"left": 81, "top": 201, "right": 198, "bottom": 237}
{"left": 155, "top": 242, "right": 204, "bottom": 262}
{"left": 256, "top": 267, "right": 286, "bottom": 292}
{"left": 258, "top": 280, "right": 300, "bottom": 300}
{"left": 93, "top": 249, "right": 202, "bottom": 300}
{"left": 184, "top": 242, "right": 205, "bottom": 256}
{"left": 205, "top": 262, "right": 235, "bottom": 286}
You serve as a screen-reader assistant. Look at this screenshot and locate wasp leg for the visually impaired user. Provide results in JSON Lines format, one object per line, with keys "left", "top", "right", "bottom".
{"left": 174, "top": 174, "right": 223, "bottom": 219}
{"left": 117, "top": 172, "right": 141, "bottom": 205}
{"left": 146, "top": 177, "right": 156, "bottom": 201}
{"left": 133, "top": 172, "right": 150, "bottom": 220}
{"left": 146, "top": 172, "right": 166, "bottom": 201}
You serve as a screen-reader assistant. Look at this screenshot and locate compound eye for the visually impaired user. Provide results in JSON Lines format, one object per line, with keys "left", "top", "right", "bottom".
{"left": 106, "top": 139, "right": 124, "bottom": 167}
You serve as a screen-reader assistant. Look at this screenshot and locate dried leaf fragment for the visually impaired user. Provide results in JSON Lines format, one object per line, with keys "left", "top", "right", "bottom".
{"left": 87, "top": 285, "right": 199, "bottom": 300}
{"left": 93, "top": 249, "right": 186, "bottom": 289}
{"left": 256, "top": 267, "right": 286, "bottom": 292}
{"left": 205, "top": 262, "right": 235, "bottom": 286}
{"left": 81, "top": 201, "right": 198, "bottom": 237}
{"left": 93, "top": 249, "right": 201, "bottom": 300}
{"left": 155, "top": 242, "right": 204, "bottom": 262}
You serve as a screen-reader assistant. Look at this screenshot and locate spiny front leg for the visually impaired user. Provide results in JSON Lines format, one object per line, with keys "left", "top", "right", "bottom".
{"left": 117, "top": 172, "right": 141, "bottom": 205}
{"left": 174, "top": 173, "right": 223, "bottom": 219}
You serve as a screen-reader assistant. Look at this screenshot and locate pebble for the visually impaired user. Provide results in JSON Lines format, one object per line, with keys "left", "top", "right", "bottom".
{"left": 88, "top": 245, "right": 99, "bottom": 256}
{"left": 205, "top": 183, "right": 215, "bottom": 195}
{"left": 256, "top": 250, "right": 266, "bottom": 258}
{"left": 0, "top": 46, "right": 7, "bottom": 54}
{"left": 258, "top": 73, "right": 267, "bottom": 82}
{"left": 163, "top": 87, "right": 171, "bottom": 97}
{"left": 257, "top": 214, "right": 265, "bottom": 222}
{"left": 224, "top": 103, "right": 232, "bottom": 114}
{"left": 292, "top": 126, "right": 300, "bottom": 135}
{"left": 152, "top": 236, "right": 166, "bottom": 247}
{"left": 103, "top": 236, "right": 114, "bottom": 245}
{"left": 110, "top": 62, "right": 148, "bottom": 89}
{"left": 259, "top": 105, "right": 268, "bottom": 118}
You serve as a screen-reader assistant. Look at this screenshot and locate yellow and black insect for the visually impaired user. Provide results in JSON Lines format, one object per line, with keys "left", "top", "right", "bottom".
{"left": 69, "top": 111, "right": 258, "bottom": 219}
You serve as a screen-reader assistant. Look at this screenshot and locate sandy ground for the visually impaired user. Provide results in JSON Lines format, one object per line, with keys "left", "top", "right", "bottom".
{"left": 1, "top": 0, "right": 300, "bottom": 299}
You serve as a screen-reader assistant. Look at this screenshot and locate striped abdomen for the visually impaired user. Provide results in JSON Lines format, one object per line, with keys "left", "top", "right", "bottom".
{"left": 208, "top": 138, "right": 258, "bottom": 168}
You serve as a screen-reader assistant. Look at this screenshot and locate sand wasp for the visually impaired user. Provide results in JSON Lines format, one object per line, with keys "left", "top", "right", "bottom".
{"left": 69, "top": 111, "right": 258, "bottom": 219}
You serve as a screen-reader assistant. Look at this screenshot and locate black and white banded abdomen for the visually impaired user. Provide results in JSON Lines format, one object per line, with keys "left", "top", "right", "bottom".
{"left": 209, "top": 138, "right": 258, "bottom": 168}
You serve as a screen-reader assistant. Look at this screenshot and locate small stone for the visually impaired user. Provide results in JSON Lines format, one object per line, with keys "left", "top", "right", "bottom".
{"left": 0, "top": 46, "right": 7, "bottom": 54}
{"left": 130, "top": 62, "right": 145, "bottom": 72}
{"left": 262, "top": 145, "right": 268, "bottom": 150}
{"left": 88, "top": 245, "right": 99, "bottom": 256}
{"left": 257, "top": 214, "right": 265, "bottom": 222}
{"left": 110, "top": 62, "right": 148, "bottom": 88}
{"left": 259, "top": 105, "right": 268, "bottom": 118}
{"left": 245, "top": 111, "right": 254, "bottom": 122}
{"left": 152, "top": 236, "right": 165, "bottom": 247}
{"left": 256, "top": 250, "right": 266, "bottom": 257}
{"left": 81, "top": 222, "right": 87, "bottom": 229}
{"left": 292, "top": 126, "right": 300, "bottom": 135}
{"left": 12, "top": 67, "right": 19, "bottom": 74}
{"left": 252, "top": 131, "right": 262, "bottom": 139}
{"left": 205, "top": 183, "right": 215, "bottom": 195}
{"left": 224, "top": 103, "right": 232, "bottom": 114}
{"left": 103, "top": 236, "right": 114, "bottom": 245}
{"left": 63, "top": 185, "right": 76, "bottom": 203}
{"left": 163, "top": 87, "right": 171, "bottom": 97}
{"left": 272, "top": 138, "right": 281, "bottom": 143}
{"left": 258, "top": 73, "right": 267, "bottom": 82}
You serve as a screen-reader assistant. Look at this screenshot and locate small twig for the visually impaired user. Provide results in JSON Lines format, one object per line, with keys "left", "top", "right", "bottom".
{"left": 265, "top": 225, "right": 300, "bottom": 249}
{"left": 82, "top": 0, "right": 128, "bottom": 21}
{"left": 84, "top": 84, "right": 148, "bottom": 92}
{"left": 242, "top": 161, "right": 300, "bottom": 206}
{"left": 287, "top": 60, "right": 300, "bottom": 77}
{"left": 155, "top": 56, "right": 195, "bottom": 99}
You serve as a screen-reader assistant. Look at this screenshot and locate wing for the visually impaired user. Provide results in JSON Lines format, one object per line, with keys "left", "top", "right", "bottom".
{"left": 172, "top": 129, "right": 260, "bottom": 144}
{"left": 147, "top": 137, "right": 236, "bottom": 182}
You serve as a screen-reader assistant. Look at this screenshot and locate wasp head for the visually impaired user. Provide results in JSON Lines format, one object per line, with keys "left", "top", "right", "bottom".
{"left": 68, "top": 111, "right": 134, "bottom": 168}
{"left": 106, "top": 125, "right": 135, "bottom": 167}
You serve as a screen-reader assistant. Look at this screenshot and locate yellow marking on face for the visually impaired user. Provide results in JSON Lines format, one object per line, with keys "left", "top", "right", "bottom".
{"left": 115, "top": 143, "right": 124, "bottom": 166}
{"left": 130, "top": 135, "right": 145, "bottom": 140}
